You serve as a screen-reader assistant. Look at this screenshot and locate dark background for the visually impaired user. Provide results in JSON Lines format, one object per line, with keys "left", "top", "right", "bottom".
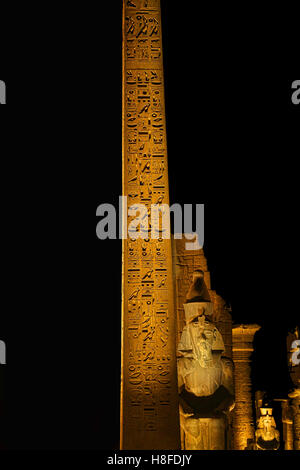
{"left": 0, "top": 0, "right": 299, "bottom": 451}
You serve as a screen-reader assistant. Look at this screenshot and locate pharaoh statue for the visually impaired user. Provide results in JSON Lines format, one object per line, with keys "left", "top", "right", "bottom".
{"left": 177, "top": 270, "right": 235, "bottom": 450}
{"left": 255, "top": 408, "right": 280, "bottom": 450}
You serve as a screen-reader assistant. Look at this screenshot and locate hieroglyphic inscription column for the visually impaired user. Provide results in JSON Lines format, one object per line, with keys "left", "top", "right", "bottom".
{"left": 121, "top": 0, "right": 180, "bottom": 450}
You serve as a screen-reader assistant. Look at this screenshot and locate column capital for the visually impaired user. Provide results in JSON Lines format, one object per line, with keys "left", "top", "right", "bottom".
{"left": 232, "top": 324, "right": 261, "bottom": 336}
{"left": 232, "top": 324, "right": 261, "bottom": 351}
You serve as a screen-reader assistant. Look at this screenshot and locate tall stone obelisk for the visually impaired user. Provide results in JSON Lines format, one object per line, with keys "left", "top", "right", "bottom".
{"left": 120, "top": 0, "right": 180, "bottom": 450}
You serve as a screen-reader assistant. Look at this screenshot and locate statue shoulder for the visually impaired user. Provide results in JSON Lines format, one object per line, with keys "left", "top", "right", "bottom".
{"left": 178, "top": 357, "right": 194, "bottom": 375}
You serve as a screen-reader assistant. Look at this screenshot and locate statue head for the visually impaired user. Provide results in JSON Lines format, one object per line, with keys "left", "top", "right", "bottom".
{"left": 179, "top": 272, "right": 224, "bottom": 364}
{"left": 256, "top": 419, "right": 280, "bottom": 449}
{"left": 256, "top": 408, "right": 279, "bottom": 445}
{"left": 259, "top": 409, "right": 274, "bottom": 430}
{"left": 178, "top": 313, "right": 225, "bottom": 362}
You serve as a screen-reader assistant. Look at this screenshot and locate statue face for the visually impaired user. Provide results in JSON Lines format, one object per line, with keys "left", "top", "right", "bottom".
{"left": 256, "top": 414, "right": 279, "bottom": 448}
{"left": 203, "top": 329, "right": 214, "bottom": 346}
{"left": 190, "top": 322, "right": 214, "bottom": 344}
{"left": 263, "top": 416, "right": 272, "bottom": 428}
{"left": 190, "top": 321, "right": 220, "bottom": 348}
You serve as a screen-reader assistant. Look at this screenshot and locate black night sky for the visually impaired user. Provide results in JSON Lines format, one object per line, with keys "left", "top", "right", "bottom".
{"left": 0, "top": 0, "right": 299, "bottom": 452}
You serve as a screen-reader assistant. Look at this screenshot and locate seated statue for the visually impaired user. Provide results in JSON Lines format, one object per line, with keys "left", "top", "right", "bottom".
{"left": 177, "top": 270, "right": 235, "bottom": 450}
{"left": 255, "top": 408, "right": 280, "bottom": 450}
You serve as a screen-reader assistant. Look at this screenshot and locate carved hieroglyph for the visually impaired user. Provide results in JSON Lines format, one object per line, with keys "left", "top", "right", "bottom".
{"left": 121, "top": 0, "right": 180, "bottom": 450}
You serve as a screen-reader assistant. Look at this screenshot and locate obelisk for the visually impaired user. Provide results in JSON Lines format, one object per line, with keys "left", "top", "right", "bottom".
{"left": 120, "top": 0, "right": 180, "bottom": 450}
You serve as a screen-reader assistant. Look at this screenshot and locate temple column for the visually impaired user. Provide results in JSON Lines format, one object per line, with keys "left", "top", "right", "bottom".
{"left": 232, "top": 324, "right": 261, "bottom": 450}
{"left": 289, "top": 391, "right": 300, "bottom": 450}
{"left": 276, "top": 399, "right": 294, "bottom": 450}
{"left": 287, "top": 327, "right": 300, "bottom": 450}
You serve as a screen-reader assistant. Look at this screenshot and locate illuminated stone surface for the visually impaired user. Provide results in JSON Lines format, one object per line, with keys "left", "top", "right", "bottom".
{"left": 172, "top": 240, "right": 234, "bottom": 449}
{"left": 279, "top": 399, "right": 294, "bottom": 450}
{"left": 120, "top": 0, "right": 180, "bottom": 450}
{"left": 177, "top": 272, "right": 235, "bottom": 450}
{"left": 120, "top": 0, "right": 275, "bottom": 451}
{"left": 287, "top": 327, "right": 300, "bottom": 450}
{"left": 289, "top": 391, "right": 300, "bottom": 450}
{"left": 172, "top": 239, "right": 233, "bottom": 361}
{"left": 232, "top": 324, "right": 261, "bottom": 450}
{"left": 255, "top": 408, "right": 280, "bottom": 450}
{"left": 287, "top": 327, "right": 300, "bottom": 389}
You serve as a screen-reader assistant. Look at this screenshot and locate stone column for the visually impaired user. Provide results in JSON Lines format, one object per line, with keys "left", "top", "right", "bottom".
{"left": 232, "top": 324, "right": 261, "bottom": 450}
{"left": 289, "top": 390, "right": 300, "bottom": 450}
{"left": 287, "top": 327, "right": 300, "bottom": 450}
{"left": 279, "top": 399, "right": 294, "bottom": 450}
